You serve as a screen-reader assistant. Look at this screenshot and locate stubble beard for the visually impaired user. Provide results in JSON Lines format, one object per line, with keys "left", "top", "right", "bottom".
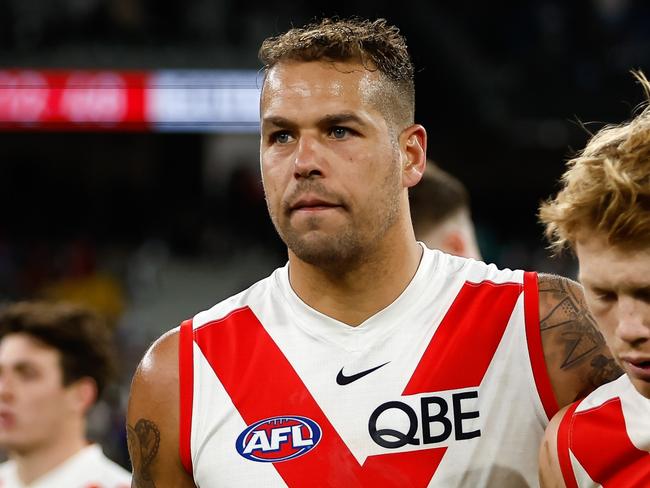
{"left": 267, "top": 155, "right": 402, "bottom": 272}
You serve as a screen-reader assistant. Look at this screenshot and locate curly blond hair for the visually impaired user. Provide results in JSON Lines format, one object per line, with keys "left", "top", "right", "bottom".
{"left": 259, "top": 17, "right": 415, "bottom": 129}
{"left": 539, "top": 71, "right": 650, "bottom": 252}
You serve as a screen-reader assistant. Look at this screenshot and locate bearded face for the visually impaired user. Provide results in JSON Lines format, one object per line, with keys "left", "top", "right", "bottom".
{"left": 260, "top": 60, "right": 406, "bottom": 270}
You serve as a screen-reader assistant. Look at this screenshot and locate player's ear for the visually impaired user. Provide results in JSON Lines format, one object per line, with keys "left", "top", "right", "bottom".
{"left": 399, "top": 124, "right": 427, "bottom": 188}
{"left": 67, "top": 376, "right": 98, "bottom": 415}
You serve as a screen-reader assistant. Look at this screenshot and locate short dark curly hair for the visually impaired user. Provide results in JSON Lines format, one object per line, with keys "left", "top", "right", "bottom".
{"left": 259, "top": 17, "right": 415, "bottom": 130}
{"left": 0, "top": 301, "right": 117, "bottom": 401}
{"left": 410, "top": 163, "right": 471, "bottom": 235}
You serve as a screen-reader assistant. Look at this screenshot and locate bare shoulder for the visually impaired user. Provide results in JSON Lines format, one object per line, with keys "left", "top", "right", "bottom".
{"left": 130, "top": 329, "right": 181, "bottom": 401}
{"left": 127, "top": 329, "right": 196, "bottom": 488}
{"left": 538, "top": 404, "right": 572, "bottom": 488}
{"left": 537, "top": 273, "right": 623, "bottom": 407}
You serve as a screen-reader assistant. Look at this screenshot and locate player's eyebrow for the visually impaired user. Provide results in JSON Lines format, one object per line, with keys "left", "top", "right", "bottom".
{"left": 583, "top": 278, "right": 650, "bottom": 297}
{"left": 318, "top": 112, "right": 366, "bottom": 127}
{"left": 261, "top": 116, "right": 298, "bottom": 131}
{"left": 262, "top": 112, "right": 368, "bottom": 131}
{"left": 0, "top": 361, "right": 40, "bottom": 376}
{"left": 14, "top": 361, "right": 38, "bottom": 371}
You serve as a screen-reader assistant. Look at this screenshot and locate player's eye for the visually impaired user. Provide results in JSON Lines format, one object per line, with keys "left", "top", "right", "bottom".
{"left": 271, "top": 131, "right": 293, "bottom": 144}
{"left": 633, "top": 288, "right": 650, "bottom": 304}
{"left": 595, "top": 290, "right": 617, "bottom": 303}
{"left": 329, "top": 126, "right": 350, "bottom": 139}
{"left": 16, "top": 365, "right": 39, "bottom": 380}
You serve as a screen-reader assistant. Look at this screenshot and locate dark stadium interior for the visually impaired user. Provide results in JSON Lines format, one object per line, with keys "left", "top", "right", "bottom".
{"left": 1, "top": 0, "right": 649, "bottom": 468}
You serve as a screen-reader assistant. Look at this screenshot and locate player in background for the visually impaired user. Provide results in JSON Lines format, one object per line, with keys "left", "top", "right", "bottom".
{"left": 538, "top": 71, "right": 650, "bottom": 487}
{"left": 410, "top": 162, "right": 482, "bottom": 259}
{"left": 128, "top": 18, "right": 622, "bottom": 487}
{"left": 0, "top": 301, "right": 130, "bottom": 488}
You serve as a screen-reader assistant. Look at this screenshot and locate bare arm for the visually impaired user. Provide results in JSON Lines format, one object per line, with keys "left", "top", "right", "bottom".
{"left": 538, "top": 405, "right": 571, "bottom": 488}
{"left": 539, "top": 274, "right": 623, "bottom": 407}
{"left": 127, "top": 329, "right": 196, "bottom": 488}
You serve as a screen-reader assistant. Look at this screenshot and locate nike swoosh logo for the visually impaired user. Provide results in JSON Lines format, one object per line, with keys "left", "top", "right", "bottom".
{"left": 336, "top": 361, "right": 390, "bottom": 386}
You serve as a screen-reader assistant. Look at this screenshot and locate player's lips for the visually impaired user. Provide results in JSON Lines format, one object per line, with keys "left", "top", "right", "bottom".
{"left": 620, "top": 356, "right": 650, "bottom": 381}
{"left": 0, "top": 410, "right": 16, "bottom": 428}
{"left": 290, "top": 196, "right": 341, "bottom": 212}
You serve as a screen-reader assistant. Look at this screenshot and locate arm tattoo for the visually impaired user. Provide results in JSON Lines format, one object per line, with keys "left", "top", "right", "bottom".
{"left": 539, "top": 275, "right": 601, "bottom": 367}
{"left": 539, "top": 274, "right": 623, "bottom": 389}
{"left": 127, "top": 418, "right": 160, "bottom": 488}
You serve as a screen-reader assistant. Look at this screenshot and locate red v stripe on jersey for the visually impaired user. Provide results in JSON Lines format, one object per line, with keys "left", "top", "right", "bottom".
{"left": 571, "top": 398, "right": 650, "bottom": 487}
{"left": 194, "top": 280, "right": 523, "bottom": 487}
{"left": 404, "top": 280, "right": 522, "bottom": 394}
{"left": 195, "top": 307, "right": 443, "bottom": 486}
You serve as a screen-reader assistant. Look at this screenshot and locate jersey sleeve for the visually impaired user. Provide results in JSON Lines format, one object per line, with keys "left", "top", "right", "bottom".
{"left": 557, "top": 402, "right": 580, "bottom": 488}
{"left": 179, "top": 318, "right": 195, "bottom": 475}
{"left": 523, "top": 271, "right": 559, "bottom": 420}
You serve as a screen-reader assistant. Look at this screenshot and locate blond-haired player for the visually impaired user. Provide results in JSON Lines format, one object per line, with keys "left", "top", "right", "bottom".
{"left": 538, "top": 72, "right": 650, "bottom": 487}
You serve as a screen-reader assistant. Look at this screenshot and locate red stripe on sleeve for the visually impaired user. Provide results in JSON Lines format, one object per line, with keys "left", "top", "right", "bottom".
{"left": 571, "top": 398, "right": 650, "bottom": 487}
{"left": 557, "top": 402, "right": 580, "bottom": 488}
{"left": 524, "top": 271, "right": 559, "bottom": 420}
{"left": 403, "top": 280, "right": 522, "bottom": 394}
{"left": 178, "top": 319, "right": 194, "bottom": 475}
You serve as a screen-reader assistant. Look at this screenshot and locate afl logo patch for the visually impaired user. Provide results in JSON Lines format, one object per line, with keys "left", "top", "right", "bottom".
{"left": 235, "top": 415, "right": 322, "bottom": 463}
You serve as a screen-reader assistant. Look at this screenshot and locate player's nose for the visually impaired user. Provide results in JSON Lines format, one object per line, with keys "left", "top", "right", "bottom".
{"left": 616, "top": 297, "right": 650, "bottom": 346}
{"left": 0, "top": 375, "right": 15, "bottom": 402}
{"left": 293, "top": 135, "right": 323, "bottom": 179}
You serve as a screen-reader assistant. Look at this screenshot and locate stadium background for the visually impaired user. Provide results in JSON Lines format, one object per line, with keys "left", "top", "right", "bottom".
{"left": 1, "top": 0, "right": 649, "bottom": 468}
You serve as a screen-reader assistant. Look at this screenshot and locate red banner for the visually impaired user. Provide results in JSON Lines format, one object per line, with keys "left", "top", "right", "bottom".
{"left": 0, "top": 69, "right": 260, "bottom": 132}
{"left": 0, "top": 70, "right": 148, "bottom": 130}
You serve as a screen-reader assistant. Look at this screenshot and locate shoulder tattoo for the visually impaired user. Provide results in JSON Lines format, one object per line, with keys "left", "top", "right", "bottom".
{"left": 538, "top": 274, "right": 622, "bottom": 388}
{"left": 127, "top": 418, "right": 161, "bottom": 488}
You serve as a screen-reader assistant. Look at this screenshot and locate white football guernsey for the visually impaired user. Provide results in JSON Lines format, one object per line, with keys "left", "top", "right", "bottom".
{"left": 0, "top": 444, "right": 131, "bottom": 488}
{"left": 179, "top": 247, "right": 558, "bottom": 487}
{"left": 557, "top": 374, "right": 650, "bottom": 487}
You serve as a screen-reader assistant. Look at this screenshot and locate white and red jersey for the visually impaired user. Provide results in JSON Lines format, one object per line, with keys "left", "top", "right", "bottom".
{"left": 179, "top": 247, "right": 558, "bottom": 487}
{"left": 0, "top": 444, "right": 131, "bottom": 488}
{"left": 557, "top": 374, "right": 650, "bottom": 487}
